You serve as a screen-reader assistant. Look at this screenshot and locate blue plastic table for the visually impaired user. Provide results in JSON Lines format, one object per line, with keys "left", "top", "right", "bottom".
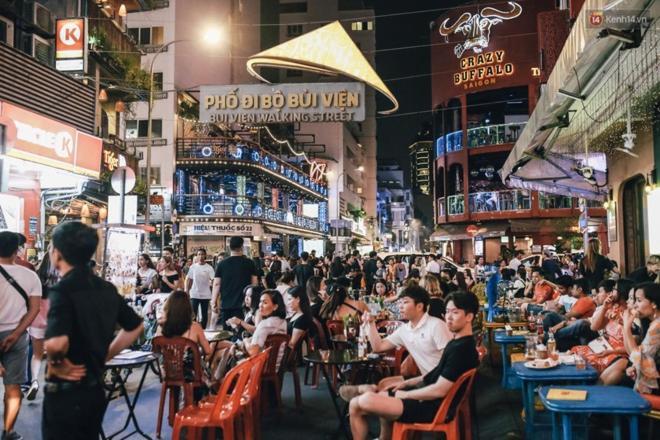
{"left": 539, "top": 385, "right": 651, "bottom": 440}
{"left": 493, "top": 330, "right": 526, "bottom": 389}
{"left": 513, "top": 362, "right": 598, "bottom": 439}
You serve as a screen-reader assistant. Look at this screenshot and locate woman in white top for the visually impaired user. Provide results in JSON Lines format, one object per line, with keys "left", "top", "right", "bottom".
{"left": 276, "top": 271, "right": 296, "bottom": 296}
{"left": 136, "top": 253, "right": 158, "bottom": 294}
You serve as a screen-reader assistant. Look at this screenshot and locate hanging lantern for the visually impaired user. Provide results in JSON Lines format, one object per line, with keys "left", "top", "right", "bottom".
{"left": 118, "top": 4, "right": 127, "bottom": 17}
{"left": 47, "top": 215, "right": 58, "bottom": 226}
{"left": 99, "top": 207, "right": 108, "bottom": 221}
{"left": 114, "top": 100, "right": 125, "bottom": 113}
{"left": 98, "top": 89, "right": 108, "bottom": 102}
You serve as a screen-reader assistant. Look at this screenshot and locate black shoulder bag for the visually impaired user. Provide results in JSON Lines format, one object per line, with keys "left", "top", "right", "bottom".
{"left": 0, "top": 265, "right": 30, "bottom": 309}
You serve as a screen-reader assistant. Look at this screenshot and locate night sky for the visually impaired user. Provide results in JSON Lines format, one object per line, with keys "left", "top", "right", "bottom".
{"left": 374, "top": 0, "right": 468, "bottom": 179}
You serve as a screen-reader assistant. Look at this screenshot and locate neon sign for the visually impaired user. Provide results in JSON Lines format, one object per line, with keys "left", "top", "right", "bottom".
{"left": 439, "top": 1, "right": 522, "bottom": 58}
{"left": 453, "top": 50, "right": 514, "bottom": 89}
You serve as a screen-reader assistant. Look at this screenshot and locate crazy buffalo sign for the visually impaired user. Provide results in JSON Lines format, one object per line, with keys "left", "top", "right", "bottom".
{"left": 431, "top": 0, "right": 555, "bottom": 101}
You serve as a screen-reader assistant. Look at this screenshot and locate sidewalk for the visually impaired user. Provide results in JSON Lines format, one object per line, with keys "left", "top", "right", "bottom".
{"left": 1, "top": 363, "right": 524, "bottom": 439}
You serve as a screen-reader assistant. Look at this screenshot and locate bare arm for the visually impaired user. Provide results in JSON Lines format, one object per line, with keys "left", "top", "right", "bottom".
{"left": 590, "top": 304, "right": 610, "bottom": 331}
{"left": 289, "top": 328, "right": 305, "bottom": 349}
{"left": 362, "top": 317, "right": 396, "bottom": 353}
{"left": 622, "top": 310, "right": 638, "bottom": 355}
{"left": 211, "top": 277, "right": 221, "bottom": 311}
{"left": 0, "top": 296, "right": 40, "bottom": 352}
{"left": 185, "top": 276, "right": 193, "bottom": 294}
{"left": 106, "top": 323, "right": 144, "bottom": 361}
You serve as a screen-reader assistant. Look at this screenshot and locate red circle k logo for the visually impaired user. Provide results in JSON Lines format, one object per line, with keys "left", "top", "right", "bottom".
{"left": 59, "top": 22, "right": 82, "bottom": 46}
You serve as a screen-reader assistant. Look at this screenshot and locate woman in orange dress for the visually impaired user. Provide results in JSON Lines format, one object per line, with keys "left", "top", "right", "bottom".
{"left": 571, "top": 279, "right": 633, "bottom": 383}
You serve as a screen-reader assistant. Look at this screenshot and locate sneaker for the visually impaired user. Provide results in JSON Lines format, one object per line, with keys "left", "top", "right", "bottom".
{"left": 2, "top": 431, "right": 23, "bottom": 440}
{"left": 338, "top": 385, "right": 361, "bottom": 402}
{"left": 25, "top": 380, "right": 39, "bottom": 401}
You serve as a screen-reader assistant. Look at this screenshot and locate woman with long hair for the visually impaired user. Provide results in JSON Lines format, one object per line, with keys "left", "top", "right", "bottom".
{"left": 319, "top": 283, "right": 368, "bottom": 321}
{"left": 464, "top": 268, "right": 475, "bottom": 291}
{"left": 579, "top": 238, "right": 611, "bottom": 293}
{"left": 453, "top": 271, "right": 468, "bottom": 291}
{"left": 371, "top": 278, "right": 396, "bottom": 302}
{"left": 420, "top": 274, "right": 445, "bottom": 319}
{"left": 137, "top": 253, "right": 157, "bottom": 294}
{"left": 285, "top": 286, "right": 314, "bottom": 349}
{"left": 158, "top": 255, "right": 182, "bottom": 293}
{"left": 158, "top": 290, "right": 211, "bottom": 356}
{"left": 329, "top": 256, "right": 346, "bottom": 280}
{"left": 230, "top": 284, "right": 264, "bottom": 336}
{"left": 306, "top": 276, "right": 327, "bottom": 319}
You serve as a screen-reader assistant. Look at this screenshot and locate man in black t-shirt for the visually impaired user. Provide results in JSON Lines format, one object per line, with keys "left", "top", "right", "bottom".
{"left": 348, "top": 291, "right": 480, "bottom": 440}
{"left": 212, "top": 236, "right": 257, "bottom": 330}
{"left": 363, "top": 251, "right": 378, "bottom": 294}
{"left": 42, "top": 222, "right": 143, "bottom": 440}
{"left": 293, "top": 251, "right": 314, "bottom": 289}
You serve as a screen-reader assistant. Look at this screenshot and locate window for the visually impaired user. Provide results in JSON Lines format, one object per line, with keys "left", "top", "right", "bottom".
{"left": 286, "top": 69, "right": 302, "bottom": 77}
{"left": 139, "top": 167, "right": 161, "bottom": 185}
{"left": 0, "top": 16, "right": 14, "bottom": 47}
{"left": 286, "top": 24, "right": 303, "bottom": 37}
{"left": 126, "top": 119, "right": 162, "bottom": 139}
{"left": 351, "top": 21, "right": 373, "bottom": 31}
{"left": 128, "top": 26, "right": 164, "bottom": 46}
{"left": 279, "top": 2, "right": 307, "bottom": 13}
{"left": 153, "top": 72, "right": 163, "bottom": 91}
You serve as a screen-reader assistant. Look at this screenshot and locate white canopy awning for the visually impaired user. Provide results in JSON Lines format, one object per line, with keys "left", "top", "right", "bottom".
{"left": 501, "top": 0, "right": 657, "bottom": 200}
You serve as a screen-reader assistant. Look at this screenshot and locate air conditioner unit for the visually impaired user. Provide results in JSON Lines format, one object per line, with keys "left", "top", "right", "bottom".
{"left": 32, "top": 34, "right": 52, "bottom": 65}
{"left": 32, "top": 2, "right": 54, "bottom": 34}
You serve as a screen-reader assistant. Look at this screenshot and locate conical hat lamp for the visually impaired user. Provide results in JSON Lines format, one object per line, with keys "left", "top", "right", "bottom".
{"left": 246, "top": 21, "right": 398, "bottom": 115}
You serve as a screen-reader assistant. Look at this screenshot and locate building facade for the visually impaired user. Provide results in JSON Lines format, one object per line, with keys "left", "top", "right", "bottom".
{"left": 377, "top": 162, "right": 414, "bottom": 251}
{"left": 430, "top": 0, "right": 606, "bottom": 263}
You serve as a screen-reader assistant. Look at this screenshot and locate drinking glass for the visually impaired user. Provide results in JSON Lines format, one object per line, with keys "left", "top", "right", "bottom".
{"left": 575, "top": 355, "right": 586, "bottom": 370}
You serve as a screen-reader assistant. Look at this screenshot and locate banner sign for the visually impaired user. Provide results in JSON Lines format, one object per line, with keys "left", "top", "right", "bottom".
{"left": 200, "top": 82, "right": 365, "bottom": 124}
{"left": 180, "top": 222, "right": 264, "bottom": 237}
{"left": 0, "top": 100, "right": 102, "bottom": 178}
{"left": 55, "top": 18, "right": 87, "bottom": 72}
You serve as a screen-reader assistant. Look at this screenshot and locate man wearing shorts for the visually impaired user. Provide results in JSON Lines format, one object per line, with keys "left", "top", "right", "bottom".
{"left": 348, "top": 291, "right": 480, "bottom": 440}
{"left": 0, "top": 232, "right": 41, "bottom": 440}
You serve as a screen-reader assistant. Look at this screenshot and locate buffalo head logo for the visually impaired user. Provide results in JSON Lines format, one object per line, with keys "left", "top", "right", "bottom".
{"left": 438, "top": 1, "right": 522, "bottom": 58}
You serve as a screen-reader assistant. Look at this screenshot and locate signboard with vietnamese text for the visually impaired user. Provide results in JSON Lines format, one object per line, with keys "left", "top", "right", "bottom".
{"left": 180, "top": 222, "right": 264, "bottom": 237}
{"left": 55, "top": 18, "right": 87, "bottom": 72}
{"left": 0, "top": 100, "right": 102, "bottom": 178}
{"left": 200, "top": 83, "right": 365, "bottom": 124}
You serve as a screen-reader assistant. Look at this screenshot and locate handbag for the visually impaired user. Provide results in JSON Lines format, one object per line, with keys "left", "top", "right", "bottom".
{"left": 0, "top": 265, "right": 30, "bottom": 308}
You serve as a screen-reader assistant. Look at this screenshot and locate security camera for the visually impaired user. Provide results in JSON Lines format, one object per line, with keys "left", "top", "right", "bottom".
{"left": 579, "top": 167, "right": 593, "bottom": 179}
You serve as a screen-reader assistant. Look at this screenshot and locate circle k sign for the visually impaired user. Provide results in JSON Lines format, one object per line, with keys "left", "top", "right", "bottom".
{"left": 59, "top": 22, "right": 82, "bottom": 46}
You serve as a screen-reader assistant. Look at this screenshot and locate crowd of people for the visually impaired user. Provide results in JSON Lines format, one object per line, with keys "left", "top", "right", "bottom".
{"left": 1, "top": 223, "right": 658, "bottom": 439}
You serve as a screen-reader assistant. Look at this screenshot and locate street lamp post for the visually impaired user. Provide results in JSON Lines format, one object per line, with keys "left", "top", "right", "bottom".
{"left": 333, "top": 165, "right": 364, "bottom": 257}
{"left": 142, "top": 29, "right": 223, "bottom": 253}
{"left": 143, "top": 39, "right": 185, "bottom": 253}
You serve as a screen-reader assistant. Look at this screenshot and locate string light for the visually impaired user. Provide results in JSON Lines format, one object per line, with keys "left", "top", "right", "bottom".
{"left": 256, "top": 126, "right": 329, "bottom": 179}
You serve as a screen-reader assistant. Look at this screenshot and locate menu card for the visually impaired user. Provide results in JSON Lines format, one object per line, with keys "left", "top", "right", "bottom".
{"left": 547, "top": 388, "right": 587, "bottom": 401}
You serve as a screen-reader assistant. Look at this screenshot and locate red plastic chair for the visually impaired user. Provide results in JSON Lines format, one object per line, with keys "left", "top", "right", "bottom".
{"left": 152, "top": 336, "right": 206, "bottom": 438}
{"left": 641, "top": 393, "right": 660, "bottom": 438}
{"left": 391, "top": 368, "right": 477, "bottom": 440}
{"left": 261, "top": 334, "right": 290, "bottom": 411}
{"left": 239, "top": 348, "right": 271, "bottom": 440}
{"left": 172, "top": 359, "right": 252, "bottom": 440}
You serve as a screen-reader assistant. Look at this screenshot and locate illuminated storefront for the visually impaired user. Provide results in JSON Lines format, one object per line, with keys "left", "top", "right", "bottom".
{"left": 175, "top": 136, "right": 328, "bottom": 257}
{"left": 430, "top": 0, "right": 606, "bottom": 262}
{"left": 0, "top": 100, "right": 103, "bottom": 247}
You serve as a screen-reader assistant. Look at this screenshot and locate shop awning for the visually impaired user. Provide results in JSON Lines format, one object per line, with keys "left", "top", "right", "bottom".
{"left": 264, "top": 224, "right": 325, "bottom": 239}
{"left": 431, "top": 222, "right": 510, "bottom": 241}
{"left": 500, "top": 0, "right": 655, "bottom": 201}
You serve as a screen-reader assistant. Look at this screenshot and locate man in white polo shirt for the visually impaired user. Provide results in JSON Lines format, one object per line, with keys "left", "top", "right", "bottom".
{"left": 185, "top": 249, "right": 215, "bottom": 329}
{"left": 339, "top": 284, "right": 451, "bottom": 400}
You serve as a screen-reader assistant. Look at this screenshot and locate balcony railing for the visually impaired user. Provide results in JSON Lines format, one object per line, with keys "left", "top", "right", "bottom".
{"left": 468, "top": 190, "right": 531, "bottom": 213}
{"left": 176, "top": 194, "right": 328, "bottom": 233}
{"left": 448, "top": 194, "right": 465, "bottom": 215}
{"left": 467, "top": 122, "right": 527, "bottom": 149}
{"left": 539, "top": 192, "right": 573, "bottom": 209}
{"left": 176, "top": 137, "right": 328, "bottom": 198}
{"left": 436, "top": 130, "right": 463, "bottom": 156}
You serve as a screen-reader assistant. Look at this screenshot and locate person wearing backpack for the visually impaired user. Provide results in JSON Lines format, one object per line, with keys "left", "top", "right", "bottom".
{"left": 0, "top": 232, "right": 41, "bottom": 440}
